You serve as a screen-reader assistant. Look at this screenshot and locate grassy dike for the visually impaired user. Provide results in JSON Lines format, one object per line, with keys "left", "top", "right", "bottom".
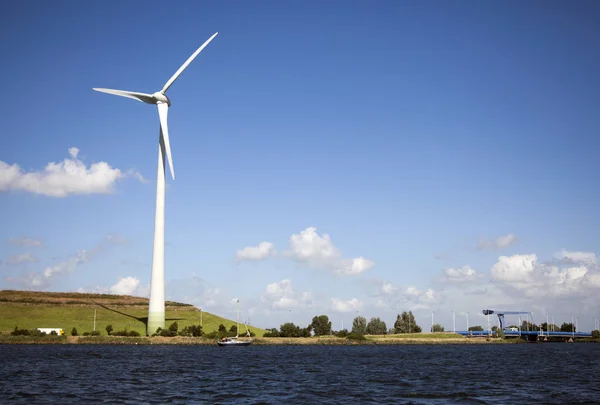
{"left": 0, "top": 290, "right": 267, "bottom": 338}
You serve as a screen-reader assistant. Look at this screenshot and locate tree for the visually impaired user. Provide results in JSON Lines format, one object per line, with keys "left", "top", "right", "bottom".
{"left": 431, "top": 324, "right": 444, "bottom": 332}
{"left": 560, "top": 322, "right": 575, "bottom": 332}
{"left": 352, "top": 316, "right": 367, "bottom": 334}
{"left": 394, "top": 311, "right": 421, "bottom": 333}
{"left": 218, "top": 324, "right": 227, "bottom": 333}
{"left": 541, "top": 322, "right": 560, "bottom": 332}
{"left": 592, "top": 330, "right": 599, "bottom": 339}
{"left": 71, "top": 327, "right": 78, "bottom": 336}
{"left": 229, "top": 325, "right": 238, "bottom": 335}
{"left": 169, "top": 322, "right": 178, "bottom": 333}
{"left": 106, "top": 324, "right": 113, "bottom": 335}
{"left": 521, "top": 320, "right": 538, "bottom": 331}
{"left": 311, "top": 315, "right": 332, "bottom": 336}
{"left": 280, "top": 322, "right": 301, "bottom": 337}
{"left": 366, "top": 317, "right": 387, "bottom": 335}
{"left": 468, "top": 325, "right": 484, "bottom": 331}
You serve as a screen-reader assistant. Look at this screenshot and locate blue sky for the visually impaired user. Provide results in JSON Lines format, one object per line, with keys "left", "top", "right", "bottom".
{"left": 1, "top": 1, "right": 599, "bottom": 332}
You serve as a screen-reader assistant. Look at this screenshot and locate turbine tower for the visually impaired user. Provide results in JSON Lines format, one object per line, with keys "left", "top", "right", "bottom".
{"left": 93, "top": 32, "right": 218, "bottom": 335}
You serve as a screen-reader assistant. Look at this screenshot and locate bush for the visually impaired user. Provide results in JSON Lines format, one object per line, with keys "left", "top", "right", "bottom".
{"left": 336, "top": 329, "right": 349, "bottom": 338}
{"left": 10, "top": 327, "right": 51, "bottom": 337}
{"left": 347, "top": 332, "right": 366, "bottom": 341}
{"left": 592, "top": 330, "right": 600, "bottom": 339}
{"left": 263, "top": 328, "right": 280, "bottom": 337}
{"left": 179, "top": 325, "right": 203, "bottom": 337}
{"left": 71, "top": 327, "right": 78, "bottom": 336}
{"left": 153, "top": 327, "right": 177, "bottom": 337}
{"left": 112, "top": 329, "right": 142, "bottom": 337}
{"left": 91, "top": 330, "right": 101, "bottom": 336}
{"left": 11, "top": 327, "right": 31, "bottom": 336}
{"left": 204, "top": 330, "right": 219, "bottom": 339}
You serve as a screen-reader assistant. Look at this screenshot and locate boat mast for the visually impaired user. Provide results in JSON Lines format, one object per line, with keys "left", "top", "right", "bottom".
{"left": 236, "top": 299, "right": 239, "bottom": 338}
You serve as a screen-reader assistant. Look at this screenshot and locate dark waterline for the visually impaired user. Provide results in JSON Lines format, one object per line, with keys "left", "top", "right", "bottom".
{"left": 1, "top": 344, "right": 599, "bottom": 404}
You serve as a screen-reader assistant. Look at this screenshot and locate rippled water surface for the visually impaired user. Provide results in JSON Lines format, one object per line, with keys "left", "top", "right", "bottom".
{"left": 1, "top": 343, "right": 599, "bottom": 404}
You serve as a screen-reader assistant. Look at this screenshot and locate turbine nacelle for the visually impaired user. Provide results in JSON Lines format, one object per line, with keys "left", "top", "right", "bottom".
{"left": 152, "top": 92, "right": 171, "bottom": 106}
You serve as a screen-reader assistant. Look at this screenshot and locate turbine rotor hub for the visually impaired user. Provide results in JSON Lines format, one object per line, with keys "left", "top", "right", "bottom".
{"left": 153, "top": 92, "right": 171, "bottom": 106}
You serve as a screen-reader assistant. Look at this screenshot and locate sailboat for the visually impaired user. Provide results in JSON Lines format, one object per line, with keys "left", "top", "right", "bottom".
{"left": 217, "top": 299, "right": 253, "bottom": 346}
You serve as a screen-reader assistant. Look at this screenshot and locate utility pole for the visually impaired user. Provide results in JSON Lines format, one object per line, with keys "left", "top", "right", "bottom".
{"left": 431, "top": 310, "right": 435, "bottom": 333}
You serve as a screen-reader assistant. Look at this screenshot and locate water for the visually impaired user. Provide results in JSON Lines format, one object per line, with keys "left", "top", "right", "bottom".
{"left": 1, "top": 343, "right": 599, "bottom": 404}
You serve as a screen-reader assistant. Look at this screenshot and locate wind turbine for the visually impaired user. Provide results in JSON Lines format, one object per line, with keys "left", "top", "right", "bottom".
{"left": 93, "top": 32, "right": 218, "bottom": 335}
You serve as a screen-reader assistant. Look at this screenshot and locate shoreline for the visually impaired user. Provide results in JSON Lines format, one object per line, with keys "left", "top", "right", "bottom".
{"left": 0, "top": 335, "right": 516, "bottom": 345}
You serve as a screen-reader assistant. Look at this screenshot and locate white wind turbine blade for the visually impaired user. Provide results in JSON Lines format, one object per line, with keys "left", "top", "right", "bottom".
{"left": 93, "top": 88, "right": 155, "bottom": 104}
{"left": 157, "top": 102, "right": 175, "bottom": 180}
{"left": 161, "top": 32, "right": 219, "bottom": 94}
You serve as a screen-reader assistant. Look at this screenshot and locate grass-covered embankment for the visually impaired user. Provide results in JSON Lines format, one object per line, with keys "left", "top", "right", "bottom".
{"left": 0, "top": 290, "right": 267, "bottom": 337}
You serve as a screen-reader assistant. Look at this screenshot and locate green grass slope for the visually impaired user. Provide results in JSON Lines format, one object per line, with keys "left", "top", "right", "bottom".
{"left": 0, "top": 290, "right": 267, "bottom": 337}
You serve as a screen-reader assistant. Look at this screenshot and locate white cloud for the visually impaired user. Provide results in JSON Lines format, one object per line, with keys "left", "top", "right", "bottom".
{"left": 44, "top": 250, "right": 89, "bottom": 279}
{"left": 261, "top": 279, "right": 314, "bottom": 310}
{"left": 364, "top": 279, "right": 442, "bottom": 313}
{"left": 441, "top": 266, "right": 481, "bottom": 283}
{"left": 553, "top": 249, "right": 597, "bottom": 266}
{"left": 490, "top": 254, "right": 537, "bottom": 285}
{"left": 3, "top": 233, "right": 125, "bottom": 290}
{"left": 404, "top": 286, "right": 437, "bottom": 304}
{"left": 7, "top": 237, "right": 43, "bottom": 247}
{"left": 490, "top": 252, "right": 600, "bottom": 299}
{"left": 106, "top": 233, "right": 127, "bottom": 245}
{"left": 109, "top": 276, "right": 141, "bottom": 295}
{"left": 3, "top": 272, "right": 49, "bottom": 290}
{"left": 381, "top": 282, "right": 397, "bottom": 295}
{"left": 335, "top": 257, "right": 375, "bottom": 276}
{"left": 235, "top": 242, "right": 276, "bottom": 262}
{"left": 6, "top": 253, "right": 38, "bottom": 265}
{"left": 478, "top": 234, "right": 518, "bottom": 250}
{"left": 286, "top": 227, "right": 374, "bottom": 276}
{"left": 331, "top": 298, "right": 363, "bottom": 313}
{"left": 0, "top": 147, "right": 145, "bottom": 197}
{"left": 202, "top": 288, "right": 222, "bottom": 308}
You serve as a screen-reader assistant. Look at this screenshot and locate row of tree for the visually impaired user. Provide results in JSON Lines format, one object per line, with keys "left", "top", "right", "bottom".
{"left": 265, "top": 312, "right": 426, "bottom": 337}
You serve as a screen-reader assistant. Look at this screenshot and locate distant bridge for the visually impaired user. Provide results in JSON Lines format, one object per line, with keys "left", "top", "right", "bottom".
{"left": 456, "top": 309, "right": 594, "bottom": 341}
{"left": 456, "top": 330, "right": 593, "bottom": 339}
